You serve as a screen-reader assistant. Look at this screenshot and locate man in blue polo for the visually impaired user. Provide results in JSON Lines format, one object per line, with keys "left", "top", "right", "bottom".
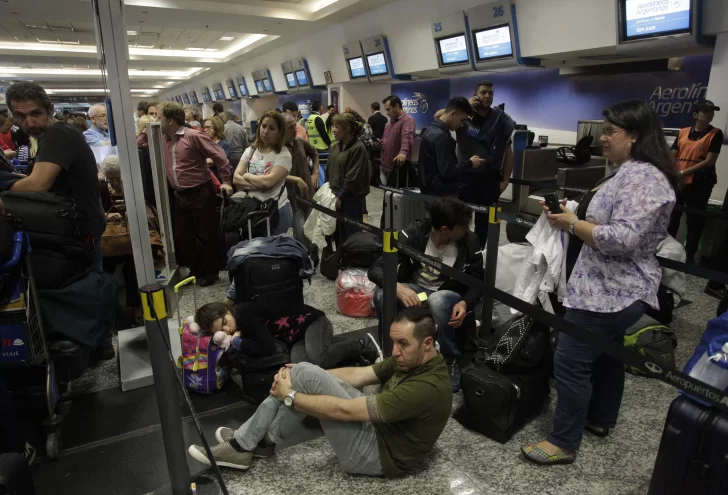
{"left": 83, "top": 104, "right": 111, "bottom": 147}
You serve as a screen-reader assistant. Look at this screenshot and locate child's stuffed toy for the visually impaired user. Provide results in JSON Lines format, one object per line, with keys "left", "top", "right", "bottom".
{"left": 185, "top": 315, "right": 234, "bottom": 350}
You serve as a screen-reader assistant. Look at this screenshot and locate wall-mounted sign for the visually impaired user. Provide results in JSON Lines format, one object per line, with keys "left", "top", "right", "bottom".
{"left": 324, "top": 71, "right": 333, "bottom": 84}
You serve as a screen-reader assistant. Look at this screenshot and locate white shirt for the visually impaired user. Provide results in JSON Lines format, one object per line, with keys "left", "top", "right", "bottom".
{"left": 238, "top": 146, "right": 292, "bottom": 208}
{"left": 412, "top": 237, "right": 458, "bottom": 292}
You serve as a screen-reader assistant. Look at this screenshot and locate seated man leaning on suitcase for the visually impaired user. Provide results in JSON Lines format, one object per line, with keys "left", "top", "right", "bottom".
{"left": 369, "top": 196, "right": 483, "bottom": 393}
{"left": 188, "top": 308, "right": 452, "bottom": 477}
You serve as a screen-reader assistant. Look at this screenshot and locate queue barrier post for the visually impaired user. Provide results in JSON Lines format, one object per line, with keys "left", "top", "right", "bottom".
{"left": 140, "top": 284, "right": 191, "bottom": 495}
{"left": 480, "top": 205, "right": 502, "bottom": 340}
{"left": 381, "top": 229, "right": 398, "bottom": 358}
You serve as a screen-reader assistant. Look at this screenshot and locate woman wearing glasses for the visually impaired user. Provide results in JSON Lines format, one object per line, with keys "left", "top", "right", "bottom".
{"left": 522, "top": 99, "right": 677, "bottom": 466}
{"left": 204, "top": 116, "right": 231, "bottom": 182}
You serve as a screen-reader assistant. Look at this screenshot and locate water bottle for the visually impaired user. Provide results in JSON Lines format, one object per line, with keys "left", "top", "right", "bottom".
{"left": 687, "top": 337, "right": 728, "bottom": 405}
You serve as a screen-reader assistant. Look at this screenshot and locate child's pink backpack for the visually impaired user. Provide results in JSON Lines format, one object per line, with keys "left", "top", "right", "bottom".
{"left": 179, "top": 316, "right": 229, "bottom": 394}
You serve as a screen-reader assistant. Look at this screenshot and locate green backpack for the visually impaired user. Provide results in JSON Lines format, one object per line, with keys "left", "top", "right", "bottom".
{"left": 623, "top": 324, "right": 677, "bottom": 376}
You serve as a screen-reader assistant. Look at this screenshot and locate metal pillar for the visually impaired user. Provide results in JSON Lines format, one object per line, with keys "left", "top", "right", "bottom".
{"left": 381, "top": 229, "right": 398, "bottom": 357}
{"left": 480, "top": 206, "right": 501, "bottom": 339}
{"left": 140, "top": 285, "right": 190, "bottom": 495}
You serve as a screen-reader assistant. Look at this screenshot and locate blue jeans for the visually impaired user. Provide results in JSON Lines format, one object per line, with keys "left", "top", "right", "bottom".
{"left": 549, "top": 301, "right": 645, "bottom": 451}
{"left": 373, "top": 283, "right": 463, "bottom": 359}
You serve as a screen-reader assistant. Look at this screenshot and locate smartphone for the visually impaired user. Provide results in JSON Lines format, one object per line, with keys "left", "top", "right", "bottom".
{"left": 544, "top": 193, "right": 562, "bottom": 215}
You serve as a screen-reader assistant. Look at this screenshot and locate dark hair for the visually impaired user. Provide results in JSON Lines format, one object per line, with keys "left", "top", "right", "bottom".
{"left": 312, "top": 100, "right": 322, "bottom": 113}
{"left": 326, "top": 107, "right": 338, "bottom": 132}
{"left": 160, "top": 101, "right": 186, "bottom": 126}
{"left": 393, "top": 308, "right": 436, "bottom": 344}
{"left": 6, "top": 81, "right": 52, "bottom": 114}
{"left": 146, "top": 102, "right": 158, "bottom": 114}
{"left": 282, "top": 101, "right": 298, "bottom": 113}
{"left": 195, "top": 302, "right": 228, "bottom": 334}
{"left": 446, "top": 96, "right": 473, "bottom": 116}
{"left": 252, "top": 110, "right": 287, "bottom": 153}
{"left": 137, "top": 100, "right": 149, "bottom": 113}
{"left": 212, "top": 102, "right": 224, "bottom": 114}
{"left": 327, "top": 105, "right": 336, "bottom": 111}
{"left": 429, "top": 196, "right": 473, "bottom": 230}
{"left": 474, "top": 80, "right": 494, "bottom": 94}
{"left": 602, "top": 98, "right": 678, "bottom": 190}
{"left": 371, "top": 102, "right": 381, "bottom": 111}
{"left": 383, "top": 95, "right": 402, "bottom": 109}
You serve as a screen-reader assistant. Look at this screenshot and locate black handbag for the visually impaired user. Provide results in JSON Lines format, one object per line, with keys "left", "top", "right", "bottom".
{"left": 319, "top": 235, "right": 340, "bottom": 280}
{"left": 339, "top": 232, "right": 382, "bottom": 269}
{"left": 479, "top": 312, "right": 550, "bottom": 374}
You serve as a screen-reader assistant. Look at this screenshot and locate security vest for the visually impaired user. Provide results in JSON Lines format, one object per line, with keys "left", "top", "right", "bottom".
{"left": 306, "top": 113, "right": 329, "bottom": 151}
{"left": 675, "top": 126, "right": 719, "bottom": 185}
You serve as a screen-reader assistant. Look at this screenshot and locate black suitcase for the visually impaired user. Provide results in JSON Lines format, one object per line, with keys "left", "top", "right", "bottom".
{"left": 0, "top": 453, "right": 34, "bottom": 495}
{"left": 339, "top": 232, "right": 382, "bottom": 269}
{"left": 232, "top": 257, "right": 303, "bottom": 306}
{"left": 648, "top": 396, "right": 728, "bottom": 495}
{"left": 455, "top": 364, "right": 549, "bottom": 443}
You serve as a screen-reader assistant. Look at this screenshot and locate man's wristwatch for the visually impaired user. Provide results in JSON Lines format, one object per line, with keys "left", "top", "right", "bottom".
{"left": 284, "top": 390, "right": 297, "bottom": 408}
{"left": 568, "top": 219, "right": 579, "bottom": 236}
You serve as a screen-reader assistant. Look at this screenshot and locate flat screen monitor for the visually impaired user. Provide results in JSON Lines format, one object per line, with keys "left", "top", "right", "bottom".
{"left": 295, "top": 70, "right": 308, "bottom": 86}
{"left": 182, "top": 93, "right": 190, "bottom": 104}
{"left": 238, "top": 82, "right": 247, "bottom": 97}
{"left": 348, "top": 57, "right": 366, "bottom": 79}
{"left": 263, "top": 78, "right": 272, "bottom": 92}
{"left": 366, "top": 52, "right": 388, "bottom": 76}
{"left": 189, "top": 91, "right": 198, "bottom": 104}
{"left": 473, "top": 24, "right": 513, "bottom": 61}
{"left": 202, "top": 88, "right": 211, "bottom": 102}
{"left": 255, "top": 80, "right": 264, "bottom": 93}
{"left": 437, "top": 33, "right": 469, "bottom": 66}
{"left": 228, "top": 85, "right": 237, "bottom": 98}
{"left": 286, "top": 72, "right": 297, "bottom": 89}
{"left": 621, "top": 0, "right": 692, "bottom": 42}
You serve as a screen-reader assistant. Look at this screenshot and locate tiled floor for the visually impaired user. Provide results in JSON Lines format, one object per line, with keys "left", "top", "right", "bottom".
{"left": 66, "top": 188, "right": 722, "bottom": 495}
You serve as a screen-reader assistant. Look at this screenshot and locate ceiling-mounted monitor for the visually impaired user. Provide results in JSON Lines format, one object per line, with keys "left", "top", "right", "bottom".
{"left": 473, "top": 24, "right": 513, "bottom": 61}
{"left": 285, "top": 73, "right": 297, "bottom": 89}
{"left": 295, "top": 70, "right": 308, "bottom": 86}
{"left": 366, "top": 52, "right": 388, "bottom": 76}
{"left": 236, "top": 76, "right": 248, "bottom": 97}
{"left": 189, "top": 91, "right": 199, "bottom": 104}
{"left": 255, "top": 80, "right": 264, "bottom": 93}
{"left": 348, "top": 57, "right": 366, "bottom": 79}
{"left": 262, "top": 78, "right": 272, "bottom": 92}
{"left": 201, "top": 87, "right": 212, "bottom": 102}
{"left": 437, "top": 33, "right": 469, "bottom": 66}
{"left": 182, "top": 93, "right": 190, "bottom": 104}
{"left": 227, "top": 79, "right": 238, "bottom": 99}
{"left": 620, "top": 0, "right": 691, "bottom": 42}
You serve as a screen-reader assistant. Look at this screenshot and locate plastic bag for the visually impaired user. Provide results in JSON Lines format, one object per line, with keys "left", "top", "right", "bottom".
{"left": 336, "top": 268, "right": 376, "bottom": 318}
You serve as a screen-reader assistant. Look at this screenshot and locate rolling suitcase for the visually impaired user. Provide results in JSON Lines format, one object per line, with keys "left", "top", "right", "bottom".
{"left": 455, "top": 364, "right": 550, "bottom": 443}
{"left": 231, "top": 256, "right": 303, "bottom": 306}
{"left": 382, "top": 162, "right": 429, "bottom": 231}
{"left": 647, "top": 396, "right": 728, "bottom": 495}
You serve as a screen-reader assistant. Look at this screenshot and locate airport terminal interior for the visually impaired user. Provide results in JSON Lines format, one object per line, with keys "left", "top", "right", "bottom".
{"left": 1, "top": 0, "right": 728, "bottom": 494}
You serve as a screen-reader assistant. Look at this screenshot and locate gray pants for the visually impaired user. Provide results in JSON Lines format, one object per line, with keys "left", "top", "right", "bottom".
{"left": 234, "top": 362, "right": 383, "bottom": 476}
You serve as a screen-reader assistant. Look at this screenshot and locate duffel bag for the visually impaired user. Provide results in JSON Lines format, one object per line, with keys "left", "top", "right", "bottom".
{"left": 623, "top": 317, "right": 677, "bottom": 376}
{"left": 455, "top": 364, "right": 550, "bottom": 443}
{"left": 339, "top": 232, "right": 382, "bottom": 269}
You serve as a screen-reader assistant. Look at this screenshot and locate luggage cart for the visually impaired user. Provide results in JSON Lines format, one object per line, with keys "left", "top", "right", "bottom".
{"left": 0, "top": 232, "right": 65, "bottom": 459}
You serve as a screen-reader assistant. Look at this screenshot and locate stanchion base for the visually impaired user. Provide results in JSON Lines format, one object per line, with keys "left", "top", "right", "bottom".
{"left": 152, "top": 472, "right": 224, "bottom": 495}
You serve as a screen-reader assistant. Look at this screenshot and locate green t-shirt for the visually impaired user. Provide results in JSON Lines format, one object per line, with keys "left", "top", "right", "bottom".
{"left": 371, "top": 353, "right": 452, "bottom": 477}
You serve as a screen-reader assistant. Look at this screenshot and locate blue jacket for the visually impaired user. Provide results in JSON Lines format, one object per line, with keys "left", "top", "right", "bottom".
{"left": 82, "top": 125, "right": 110, "bottom": 147}
{"left": 418, "top": 119, "right": 473, "bottom": 196}
{"left": 456, "top": 106, "right": 515, "bottom": 181}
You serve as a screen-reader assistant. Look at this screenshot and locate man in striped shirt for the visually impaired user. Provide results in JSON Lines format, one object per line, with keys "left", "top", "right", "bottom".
{"left": 380, "top": 96, "right": 415, "bottom": 186}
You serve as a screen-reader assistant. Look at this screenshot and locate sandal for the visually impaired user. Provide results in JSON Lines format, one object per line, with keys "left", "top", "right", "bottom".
{"left": 521, "top": 443, "right": 576, "bottom": 466}
{"left": 585, "top": 422, "right": 609, "bottom": 437}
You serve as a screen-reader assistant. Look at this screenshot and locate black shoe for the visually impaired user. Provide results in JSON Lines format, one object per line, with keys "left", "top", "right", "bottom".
{"left": 92, "top": 346, "right": 115, "bottom": 362}
{"left": 198, "top": 274, "right": 219, "bottom": 287}
{"left": 585, "top": 421, "right": 610, "bottom": 437}
{"left": 310, "top": 244, "right": 319, "bottom": 269}
{"left": 359, "top": 333, "right": 383, "bottom": 365}
{"left": 705, "top": 285, "right": 727, "bottom": 300}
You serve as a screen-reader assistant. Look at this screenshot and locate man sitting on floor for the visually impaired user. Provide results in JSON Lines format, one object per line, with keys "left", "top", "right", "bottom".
{"left": 188, "top": 308, "right": 452, "bottom": 477}
{"left": 369, "top": 196, "right": 483, "bottom": 392}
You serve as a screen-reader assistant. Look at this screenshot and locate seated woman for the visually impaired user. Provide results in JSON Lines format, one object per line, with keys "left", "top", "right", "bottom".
{"left": 194, "top": 301, "right": 382, "bottom": 369}
{"left": 233, "top": 110, "right": 293, "bottom": 236}
{"left": 327, "top": 112, "right": 370, "bottom": 244}
{"left": 203, "top": 116, "right": 231, "bottom": 182}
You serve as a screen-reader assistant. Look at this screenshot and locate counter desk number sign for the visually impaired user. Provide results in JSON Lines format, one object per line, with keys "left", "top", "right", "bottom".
{"left": 324, "top": 71, "right": 333, "bottom": 84}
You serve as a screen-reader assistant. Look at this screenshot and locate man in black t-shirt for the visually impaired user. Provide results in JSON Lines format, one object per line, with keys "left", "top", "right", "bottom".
{"left": 668, "top": 100, "right": 724, "bottom": 264}
{"left": 6, "top": 82, "right": 111, "bottom": 357}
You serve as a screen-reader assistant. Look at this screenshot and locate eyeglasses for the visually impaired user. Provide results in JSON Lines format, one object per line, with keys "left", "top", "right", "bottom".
{"left": 601, "top": 127, "right": 624, "bottom": 137}
{"left": 203, "top": 126, "right": 213, "bottom": 130}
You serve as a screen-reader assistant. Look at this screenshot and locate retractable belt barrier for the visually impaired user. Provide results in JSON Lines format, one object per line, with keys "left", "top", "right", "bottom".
{"left": 296, "top": 195, "right": 728, "bottom": 412}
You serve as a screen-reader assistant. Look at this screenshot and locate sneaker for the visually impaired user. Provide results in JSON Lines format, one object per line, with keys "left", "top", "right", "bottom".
{"left": 24, "top": 442, "right": 36, "bottom": 466}
{"left": 359, "top": 333, "right": 384, "bottom": 365}
{"left": 187, "top": 442, "right": 252, "bottom": 470}
{"left": 215, "top": 427, "right": 275, "bottom": 458}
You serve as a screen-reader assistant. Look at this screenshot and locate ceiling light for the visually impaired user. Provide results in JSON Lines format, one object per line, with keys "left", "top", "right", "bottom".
{"left": 45, "top": 89, "right": 158, "bottom": 94}
{"left": 204, "top": 48, "right": 218, "bottom": 52}
{"left": 60, "top": 41, "right": 80, "bottom": 45}
{"left": 134, "top": 44, "right": 155, "bottom": 49}
{"left": 185, "top": 47, "right": 205, "bottom": 51}
{"left": 219, "top": 36, "right": 234, "bottom": 41}
{"left": 37, "top": 39, "right": 59, "bottom": 44}
{"left": 127, "top": 31, "right": 138, "bottom": 35}
{"left": 25, "top": 24, "right": 49, "bottom": 30}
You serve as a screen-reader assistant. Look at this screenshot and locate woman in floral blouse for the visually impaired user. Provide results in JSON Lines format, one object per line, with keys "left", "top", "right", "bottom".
{"left": 522, "top": 99, "right": 678, "bottom": 466}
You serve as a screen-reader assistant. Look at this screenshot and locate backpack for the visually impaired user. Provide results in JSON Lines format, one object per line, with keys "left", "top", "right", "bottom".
{"left": 222, "top": 339, "right": 290, "bottom": 404}
{"left": 179, "top": 323, "right": 229, "bottom": 394}
{"left": 478, "top": 312, "right": 550, "bottom": 374}
{"left": 339, "top": 232, "right": 382, "bottom": 269}
{"left": 557, "top": 135, "right": 594, "bottom": 166}
{"left": 230, "top": 256, "right": 304, "bottom": 306}
{"left": 623, "top": 323, "right": 677, "bottom": 376}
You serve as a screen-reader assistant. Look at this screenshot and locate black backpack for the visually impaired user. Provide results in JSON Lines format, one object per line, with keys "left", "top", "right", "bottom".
{"left": 478, "top": 312, "right": 550, "bottom": 374}
{"left": 557, "top": 135, "right": 594, "bottom": 166}
{"left": 230, "top": 257, "right": 304, "bottom": 306}
{"left": 339, "top": 232, "right": 382, "bottom": 269}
